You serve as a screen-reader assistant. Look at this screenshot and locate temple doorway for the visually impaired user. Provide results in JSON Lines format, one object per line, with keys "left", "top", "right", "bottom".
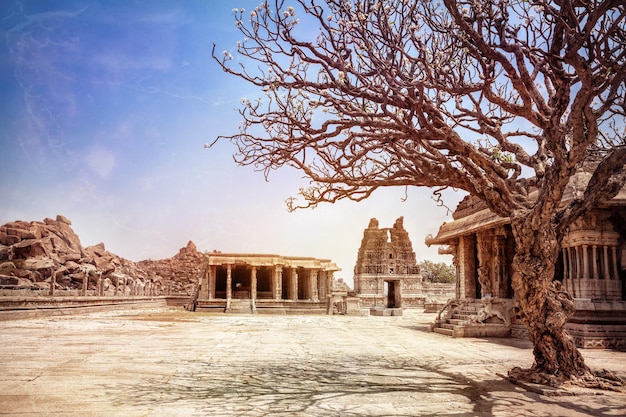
{"left": 384, "top": 280, "right": 397, "bottom": 308}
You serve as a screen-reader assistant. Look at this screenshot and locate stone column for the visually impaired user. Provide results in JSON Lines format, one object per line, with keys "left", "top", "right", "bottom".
{"left": 562, "top": 248, "right": 570, "bottom": 293}
{"left": 208, "top": 265, "right": 216, "bottom": 300}
{"left": 577, "top": 246, "right": 584, "bottom": 296}
{"left": 82, "top": 273, "right": 88, "bottom": 296}
{"left": 582, "top": 245, "right": 590, "bottom": 279}
{"left": 603, "top": 245, "right": 611, "bottom": 279}
{"left": 612, "top": 246, "right": 619, "bottom": 281}
{"left": 326, "top": 272, "right": 333, "bottom": 299}
{"left": 49, "top": 270, "right": 56, "bottom": 296}
{"left": 123, "top": 277, "right": 127, "bottom": 296}
{"left": 274, "top": 266, "right": 283, "bottom": 301}
{"left": 250, "top": 266, "right": 257, "bottom": 313}
{"left": 592, "top": 245, "right": 599, "bottom": 280}
{"left": 291, "top": 270, "right": 298, "bottom": 301}
{"left": 310, "top": 270, "right": 319, "bottom": 302}
{"left": 251, "top": 266, "right": 257, "bottom": 300}
{"left": 115, "top": 276, "right": 120, "bottom": 296}
{"left": 201, "top": 268, "right": 209, "bottom": 300}
{"left": 318, "top": 270, "right": 327, "bottom": 300}
{"left": 97, "top": 273, "right": 103, "bottom": 297}
{"left": 226, "top": 264, "right": 232, "bottom": 311}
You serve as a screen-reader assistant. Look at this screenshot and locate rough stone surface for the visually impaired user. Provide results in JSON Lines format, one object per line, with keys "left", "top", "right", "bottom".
{"left": 0, "top": 216, "right": 204, "bottom": 295}
{"left": 0, "top": 309, "right": 623, "bottom": 416}
{"left": 138, "top": 240, "right": 205, "bottom": 295}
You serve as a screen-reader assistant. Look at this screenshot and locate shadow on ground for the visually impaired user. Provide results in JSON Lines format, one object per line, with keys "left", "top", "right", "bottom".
{"left": 106, "top": 354, "right": 602, "bottom": 417}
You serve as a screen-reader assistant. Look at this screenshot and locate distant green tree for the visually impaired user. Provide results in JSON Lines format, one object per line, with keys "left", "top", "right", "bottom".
{"left": 419, "top": 260, "right": 455, "bottom": 284}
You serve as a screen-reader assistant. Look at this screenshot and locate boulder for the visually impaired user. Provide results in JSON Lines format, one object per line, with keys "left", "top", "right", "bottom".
{"left": 56, "top": 215, "right": 72, "bottom": 225}
{"left": 23, "top": 257, "right": 56, "bottom": 271}
{"left": 0, "top": 261, "right": 17, "bottom": 276}
{"left": 12, "top": 239, "right": 50, "bottom": 259}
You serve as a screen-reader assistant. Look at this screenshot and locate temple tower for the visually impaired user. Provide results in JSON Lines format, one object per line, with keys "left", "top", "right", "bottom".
{"left": 353, "top": 217, "right": 423, "bottom": 308}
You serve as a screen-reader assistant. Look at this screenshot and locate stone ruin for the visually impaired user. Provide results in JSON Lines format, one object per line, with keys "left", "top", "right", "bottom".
{"left": 0, "top": 215, "right": 189, "bottom": 297}
{"left": 353, "top": 216, "right": 451, "bottom": 313}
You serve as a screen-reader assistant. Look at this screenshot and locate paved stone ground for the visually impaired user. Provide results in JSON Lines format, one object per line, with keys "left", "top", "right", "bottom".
{"left": 0, "top": 308, "right": 624, "bottom": 416}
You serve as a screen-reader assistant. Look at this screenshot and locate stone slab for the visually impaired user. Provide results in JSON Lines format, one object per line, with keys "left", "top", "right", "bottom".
{"left": 0, "top": 308, "right": 624, "bottom": 416}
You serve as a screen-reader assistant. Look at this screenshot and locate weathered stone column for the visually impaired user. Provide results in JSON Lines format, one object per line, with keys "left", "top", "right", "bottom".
{"left": 82, "top": 273, "right": 88, "bottom": 296}
{"left": 326, "top": 271, "right": 333, "bottom": 299}
{"left": 123, "top": 277, "right": 127, "bottom": 296}
{"left": 310, "top": 270, "right": 319, "bottom": 302}
{"left": 251, "top": 267, "right": 257, "bottom": 299}
{"left": 226, "top": 264, "right": 232, "bottom": 311}
{"left": 291, "top": 270, "right": 298, "bottom": 301}
{"left": 49, "top": 270, "right": 56, "bottom": 296}
{"left": 318, "top": 270, "right": 327, "bottom": 300}
{"left": 115, "top": 276, "right": 120, "bottom": 296}
{"left": 562, "top": 248, "right": 570, "bottom": 293}
{"left": 612, "top": 246, "right": 619, "bottom": 281}
{"left": 250, "top": 266, "right": 257, "bottom": 313}
{"left": 274, "top": 266, "right": 283, "bottom": 300}
{"left": 604, "top": 246, "right": 611, "bottom": 280}
{"left": 208, "top": 266, "right": 215, "bottom": 300}
{"left": 592, "top": 245, "right": 599, "bottom": 280}
{"left": 97, "top": 273, "right": 103, "bottom": 296}
{"left": 582, "top": 245, "right": 590, "bottom": 279}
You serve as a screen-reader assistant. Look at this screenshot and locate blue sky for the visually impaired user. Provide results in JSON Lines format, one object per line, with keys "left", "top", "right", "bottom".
{"left": 0, "top": 1, "right": 462, "bottom": 284}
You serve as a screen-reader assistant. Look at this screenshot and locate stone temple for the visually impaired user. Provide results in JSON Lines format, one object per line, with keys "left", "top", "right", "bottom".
{"left": 193, "top": 253, "right": 339, "bottom": 314}
{"left": 426, "top": 167, "right": 626, "bottom": 348}
{"left": 353, "top": 217, "right": 425, "bottom": 311}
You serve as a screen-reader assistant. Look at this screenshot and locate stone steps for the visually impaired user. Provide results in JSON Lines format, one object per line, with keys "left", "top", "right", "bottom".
{"left": 432, "top": 302, "right": 510, "bottom": 338}
{"left": 226, "top": 299, "right": 255, "bottom": 314}
{"left": 433, "top": 327, "right": 454, "bottom": 337}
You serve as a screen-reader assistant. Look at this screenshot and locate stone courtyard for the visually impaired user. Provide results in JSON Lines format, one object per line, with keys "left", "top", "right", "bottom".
{"left": 1, "top": 308, "right": 625, "bottom": 416}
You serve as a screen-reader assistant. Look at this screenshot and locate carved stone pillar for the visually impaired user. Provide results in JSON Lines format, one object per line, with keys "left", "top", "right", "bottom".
{"left": 318, "top": 270, "right": 326, "bottom": 300}
{"left": 49, "top": 270, "right": 56, "bottom": 296}
{"left": 291, "top": 270, "right": 298, "bottom": 301}
{"left": 582, "top": 245, "right": 590, "bottom": 279}
{"left": 251, "top": 266, "right": 257, "bottom": 301}
{"left": 604, "top": 246, "right": 610, "bottom": 279}
{"left": 97, "top": 273, "right": 103, "bottom": 296}
{"left": 310, "top": 270, "right": 319, "bottom": 302}
{"left": 274, "top": 266, "right": 283, "bottom": 300}
{"left": 476, "top": 232, "right": 494, "bottom": 298}
{"left": 200, "top": 268, "right": 208, "bottom": 299}
{"left": 327, "top": 272, "right": 333, "bottom": 299}
{"left": 208, "top": 266, "right": 215, "bottom": 300}
{"left": 250, "top": 266, "right": 257, "bottom": 313}
{"left": 226, "top": 264, "right": 232, "bottom": 311}
{"left": 592, "top": 245, "right": 599, "bottom": 280}
{"left": 612, "top": 246, "right": 619, "bottom": 281}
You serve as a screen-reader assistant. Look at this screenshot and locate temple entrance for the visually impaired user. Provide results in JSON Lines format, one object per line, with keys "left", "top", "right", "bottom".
{"left": 384, "top": 280, "right": 397, "bottom": 308}
{"left": 232, "top": 265, "right": 250, "bottom": 299}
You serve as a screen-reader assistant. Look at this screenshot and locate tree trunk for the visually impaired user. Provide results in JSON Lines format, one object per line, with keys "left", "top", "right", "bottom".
{"left": 508, "top": 213, "right": 590, "bottom": 386}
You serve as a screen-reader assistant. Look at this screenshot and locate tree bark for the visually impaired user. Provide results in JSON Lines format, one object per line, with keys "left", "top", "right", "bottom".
{"left": 507, "top": 212, "right": 623, "bottom": 389}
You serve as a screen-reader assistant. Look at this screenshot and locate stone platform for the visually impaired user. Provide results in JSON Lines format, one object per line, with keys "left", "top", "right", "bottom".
{"left": 0, "top": 308, "right": 625, "bottom": 416}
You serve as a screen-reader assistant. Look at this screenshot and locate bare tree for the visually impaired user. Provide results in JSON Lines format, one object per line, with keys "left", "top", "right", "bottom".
{"left": 213, "top": 0, "right": 626, "bottom": 387}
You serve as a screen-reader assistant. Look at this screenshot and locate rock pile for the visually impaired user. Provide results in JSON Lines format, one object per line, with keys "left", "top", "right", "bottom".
{"left": 0, "top": 215, "right": 202, "bottom": 296}
{"left": 137, "top": 241, "right": 205, "bottom": 295}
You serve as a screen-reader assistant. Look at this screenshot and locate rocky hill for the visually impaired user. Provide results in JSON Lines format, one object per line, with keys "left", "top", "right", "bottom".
{"left": 137, "top": 241, "right": 205, "bottom": 295}
{"left": 0, "top": 215, "right": 203, "bottom": 295}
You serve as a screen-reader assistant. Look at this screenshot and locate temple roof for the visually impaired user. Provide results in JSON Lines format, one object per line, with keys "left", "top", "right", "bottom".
{"left": 425, "top": 208, "right": 509, "bottom": 246}
{"left": 425, "top": 168, "right": 626, "bottom": 247}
